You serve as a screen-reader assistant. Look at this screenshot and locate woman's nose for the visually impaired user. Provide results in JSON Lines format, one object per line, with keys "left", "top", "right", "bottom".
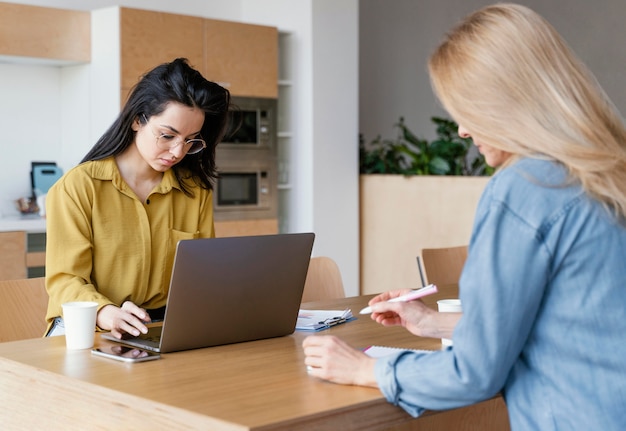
{"left": 169, "top": 142, "right": 186, "bottom": 159}
{"left": 458, "top": 125, "right": 471, "bottom": 139}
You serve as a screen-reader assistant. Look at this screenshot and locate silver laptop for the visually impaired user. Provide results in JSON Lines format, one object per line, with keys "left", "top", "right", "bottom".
{"left": 103, "top": 233, "right": 315, "bottom": 353}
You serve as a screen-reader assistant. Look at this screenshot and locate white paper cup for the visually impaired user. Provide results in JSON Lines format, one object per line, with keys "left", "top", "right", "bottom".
{"left": 62, "top": 301, "right": 98, "bottom": 350}
{"left": 437, "top": 299, "right": 462, "bottom": 347}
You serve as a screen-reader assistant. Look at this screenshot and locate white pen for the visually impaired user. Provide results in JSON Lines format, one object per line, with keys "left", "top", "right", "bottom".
{"left": 359, "top": 284, "right": 438, "bottom": 314}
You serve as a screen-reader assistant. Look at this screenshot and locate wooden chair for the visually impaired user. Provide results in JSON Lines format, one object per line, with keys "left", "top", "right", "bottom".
{"left": 420, "top": 245, "right": 468, "bottom": 308}
{"left": 0, "top": 277, "right": 49, "bottom": 342}
{"left": 301, "top": 257, "right": 346, "bottom": 303}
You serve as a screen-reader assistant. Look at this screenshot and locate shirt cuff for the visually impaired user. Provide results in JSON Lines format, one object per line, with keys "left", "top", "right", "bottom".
{"left": 374, "top": 352, "right": 427, "bottom": 418}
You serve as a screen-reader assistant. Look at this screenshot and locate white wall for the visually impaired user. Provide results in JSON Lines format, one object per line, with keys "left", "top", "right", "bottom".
{"left": 311, "top": 1, "right": 359, "bottom": 296}
{"left": 0, "top": 0, "right": 361, "bottom": 296}
{"left": 0, "top": 64, "right": 64, "bottom": 213}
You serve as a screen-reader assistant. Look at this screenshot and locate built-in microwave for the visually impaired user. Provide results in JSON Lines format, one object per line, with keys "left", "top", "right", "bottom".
{"left": 221, "top": 96, "right": 277, "bottom": 151}
{"left": 213, "top": 161, "right": 278, "bottom": 221}
{"left": 214, "top": 96, "right": 278, "bottom": 221}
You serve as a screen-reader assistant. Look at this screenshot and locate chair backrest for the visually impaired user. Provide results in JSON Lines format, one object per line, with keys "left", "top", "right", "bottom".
{"left": 0, "top": 277, "right": 49, "bottom": 342}
{"left": 420, "top": 245, "right": 468, "bottom": 308}
{"left": 301, "top": 256, "right": 346, "bottom": 303}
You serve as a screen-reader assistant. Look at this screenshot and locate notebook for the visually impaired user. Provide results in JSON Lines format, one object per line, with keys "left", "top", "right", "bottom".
{"left": 102, "top": 232, "right": 315, "bottom": 353}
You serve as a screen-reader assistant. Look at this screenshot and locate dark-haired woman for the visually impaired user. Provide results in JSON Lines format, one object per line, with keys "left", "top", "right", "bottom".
{"left": 45, "top": 58, "right": 231, "bottom": 339}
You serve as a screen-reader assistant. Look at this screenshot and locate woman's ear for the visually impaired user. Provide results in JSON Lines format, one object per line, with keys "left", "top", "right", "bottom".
{"left": 131, "top": 116, "right": 141, "bottom": 132}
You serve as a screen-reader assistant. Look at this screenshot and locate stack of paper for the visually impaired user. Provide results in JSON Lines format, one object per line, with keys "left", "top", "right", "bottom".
{"left": 296, "top": 309, "right": 354, "bottom": 331}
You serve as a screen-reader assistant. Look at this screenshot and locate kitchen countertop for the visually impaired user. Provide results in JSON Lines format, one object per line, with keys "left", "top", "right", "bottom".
{"left": 0, "top": 215, "right": 46, "bottom": 233}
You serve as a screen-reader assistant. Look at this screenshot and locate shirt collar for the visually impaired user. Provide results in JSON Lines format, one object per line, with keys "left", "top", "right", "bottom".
{"left": 90, "top": 157, "right": 183, "bottom": 194}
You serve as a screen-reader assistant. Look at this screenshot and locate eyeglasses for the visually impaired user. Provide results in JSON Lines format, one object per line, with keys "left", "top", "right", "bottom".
{"left": 143, "top": 115, "right": 207, "bottom": 155}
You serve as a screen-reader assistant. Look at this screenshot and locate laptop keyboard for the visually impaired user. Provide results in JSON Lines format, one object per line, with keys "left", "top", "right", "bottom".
{"left": 116, "top": 326, "right": 162, "bottom": 349}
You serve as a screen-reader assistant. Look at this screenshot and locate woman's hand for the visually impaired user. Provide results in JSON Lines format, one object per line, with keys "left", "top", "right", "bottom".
{"left": 302, "top": 335, "right": 378, "bottom": 387}
{"left": 367, "top": 290, "right": 461, "bottom": 340}
{"left": 96, "top": 301, "right": 151, "bottom": 339}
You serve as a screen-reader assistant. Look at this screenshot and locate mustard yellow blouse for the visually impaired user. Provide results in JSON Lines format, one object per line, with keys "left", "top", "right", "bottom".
{"left": 44, "top": 157, "right": 215, "bottom": 329}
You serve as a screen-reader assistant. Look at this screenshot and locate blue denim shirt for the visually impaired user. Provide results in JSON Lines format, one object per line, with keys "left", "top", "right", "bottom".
{"left": 375, "top": 158, "right": 626, "bottom": 430}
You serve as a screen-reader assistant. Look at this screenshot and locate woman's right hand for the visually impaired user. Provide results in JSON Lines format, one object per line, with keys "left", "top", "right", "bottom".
{"left": 367, "top": 289, "right": 460, "bottom": 339}
{"left": 97, "top": 301, "right": 151, "bottom": 339}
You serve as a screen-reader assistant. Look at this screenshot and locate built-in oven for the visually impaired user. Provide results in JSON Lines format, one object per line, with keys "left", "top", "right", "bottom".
{"left": 214, "top": 96, "right": 278, "bottom": 221}
{"left": 213, "top": 160, "right": 277, "bottom": 221}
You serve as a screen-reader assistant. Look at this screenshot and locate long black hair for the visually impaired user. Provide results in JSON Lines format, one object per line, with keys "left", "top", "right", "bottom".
{"left": 81, "top": 58, "right": 231, "bottom": 194}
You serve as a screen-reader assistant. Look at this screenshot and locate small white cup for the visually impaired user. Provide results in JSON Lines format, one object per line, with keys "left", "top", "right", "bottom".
{"left": 437, "top": 299, "right": 462, "bottom": 347}
{"left": 62, "top": 301, "right": 98, "bottom": 350}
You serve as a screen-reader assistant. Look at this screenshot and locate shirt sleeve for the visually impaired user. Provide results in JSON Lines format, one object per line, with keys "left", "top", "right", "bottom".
{"left": 45, "top": 175, "right": 115, "bottom": 327}
{"left": 374, "top": 181, "right": 552, "bottom": 415}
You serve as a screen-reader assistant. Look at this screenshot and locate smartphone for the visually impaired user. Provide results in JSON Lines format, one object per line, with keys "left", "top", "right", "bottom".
{"left": 91, "top": 345, "right": 161, "bottom": 363}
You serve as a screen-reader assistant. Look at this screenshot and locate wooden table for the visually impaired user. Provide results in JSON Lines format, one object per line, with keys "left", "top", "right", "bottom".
{"left": 0, "top": 295, "right": 508, "bottom": 430}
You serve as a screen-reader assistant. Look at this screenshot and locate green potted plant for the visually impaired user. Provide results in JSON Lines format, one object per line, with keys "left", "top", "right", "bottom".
{"left": 359, "top": 116, "right": 493, "bottom": 176}
{"left": 359, "top": 116, "right": 493, "bottom": 295}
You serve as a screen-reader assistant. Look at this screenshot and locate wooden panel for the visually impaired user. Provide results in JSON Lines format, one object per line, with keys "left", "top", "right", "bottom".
{"left": 0, "top": 3, "right": 90, "bottom": 62}
{"left": 214, "top": 218, "right": 278, "bottom": 237}
{"left": 0, "top": 231, "right": 26, "bottom": 280}
{"left": 121, "top": 89, "right": 131, "bottom": 109}
{"left": 120, "top": 8, "right": 204, "bottom": 90}
{"left": 360, "top": 175, "right": 490, "bottom": 295}
{"left": 0, "top": 277, "right": 48, "bottom": 341}
{"left": 387, "top": 397, "right": 510, "bottom": 431}
{"left": 204, "top": 19, "right": 278, "bottom": 98}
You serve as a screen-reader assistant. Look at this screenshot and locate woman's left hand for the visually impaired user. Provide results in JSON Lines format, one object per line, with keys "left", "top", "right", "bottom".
{"left": 302, "top": 335, "right": 378, "bottom": 387}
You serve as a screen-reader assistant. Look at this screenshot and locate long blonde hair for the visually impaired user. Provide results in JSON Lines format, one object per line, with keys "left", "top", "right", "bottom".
{"left": 429, "top": 3, "right": 626, "bottom": 219}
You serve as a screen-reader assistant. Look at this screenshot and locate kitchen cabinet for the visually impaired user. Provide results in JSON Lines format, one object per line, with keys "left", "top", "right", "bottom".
{"left": 0, "top": 231, "right": 45, "bottom": 281}
{"left": 215, "top": 219, "right": 278, "bottom": 238}
{"left": 204, "top": 19, "right": 278, "bottom": 98}
{"left": 118, "top": 8, "right": 277, "bottom": 100}
{"left": 0, "top": 2, "right": 89, "bottom": 63}
{"left": 0, "top": 231, "right": 26, "bottom": 280}
{"left": 0, "top": 3, "right": 276, "bottom": 102}
{"left": 120, "top": 8, "right": 204, "bottom": 97}
{"left": 25, "top": 233, "right": 46, "bottom": 278}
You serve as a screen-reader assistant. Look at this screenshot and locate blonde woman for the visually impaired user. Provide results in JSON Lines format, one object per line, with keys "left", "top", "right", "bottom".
{"left": 303, "top": 4, "right": 626, "bottom": 430}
